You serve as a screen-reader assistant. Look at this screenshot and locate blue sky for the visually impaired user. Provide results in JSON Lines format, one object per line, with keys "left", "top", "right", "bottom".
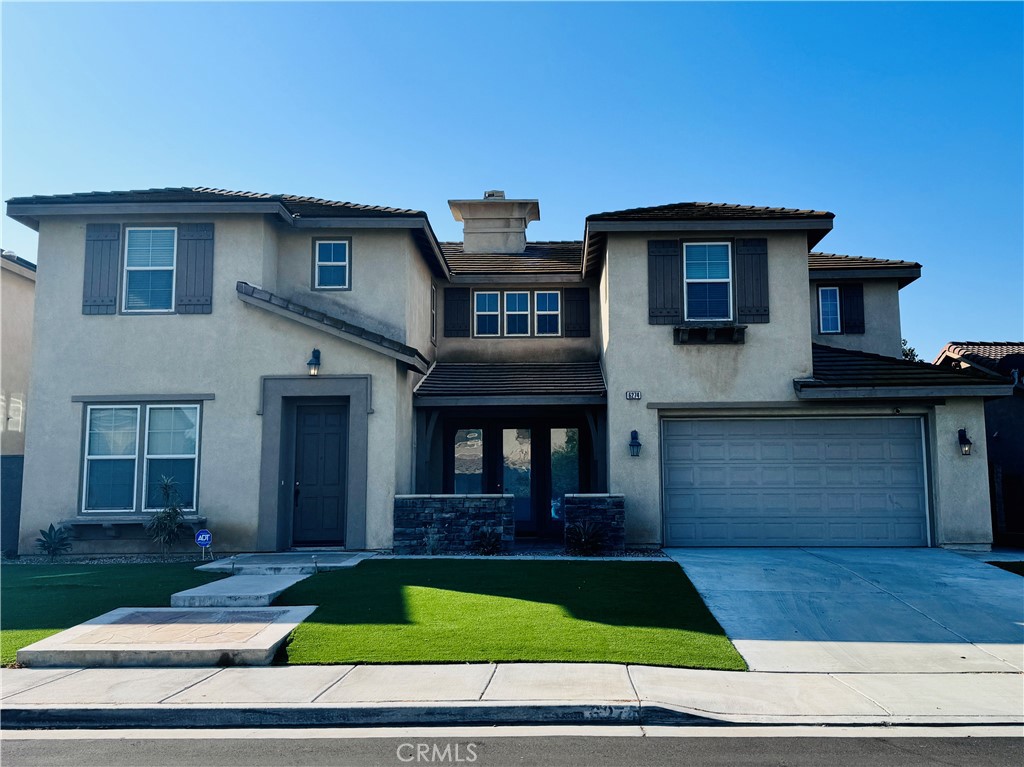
{"left": 3, "top": 2, "right": 1021, "bottom": 358}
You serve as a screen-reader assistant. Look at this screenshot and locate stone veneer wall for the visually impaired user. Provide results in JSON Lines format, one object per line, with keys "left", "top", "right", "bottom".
{"left": 393, "top": 495, "right": 515, "bottom": 554}
{"left": 564, "top": 494, "right": 626, "bottom": 555}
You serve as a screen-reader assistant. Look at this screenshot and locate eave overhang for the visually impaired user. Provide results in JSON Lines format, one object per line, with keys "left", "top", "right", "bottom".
{"left": 793, "top": 382, "right": 1014, "bottom": 400}
{"left": 809, "top": 266, "right": 921, "bottom": 288}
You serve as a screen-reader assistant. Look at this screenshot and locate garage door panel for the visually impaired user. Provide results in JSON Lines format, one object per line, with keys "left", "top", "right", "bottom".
{"left": 663, "top": 418, "right": 928, "bottom": 547}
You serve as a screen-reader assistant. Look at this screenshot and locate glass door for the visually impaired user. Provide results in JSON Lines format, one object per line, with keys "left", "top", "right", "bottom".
{"left": 549, "top": 427, "right": 580, "bottom": 532}
{"left": 502, "top": 428, "right": 533, "bottom": 532}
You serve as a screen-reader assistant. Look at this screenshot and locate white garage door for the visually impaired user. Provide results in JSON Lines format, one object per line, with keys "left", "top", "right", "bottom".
{"left": 662, "top": 418, "right": 929, "bottom": 547}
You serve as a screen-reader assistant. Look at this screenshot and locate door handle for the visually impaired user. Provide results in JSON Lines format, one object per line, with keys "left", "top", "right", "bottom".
{"left": 294, "top": 481, "right": 300, "bottom": 507}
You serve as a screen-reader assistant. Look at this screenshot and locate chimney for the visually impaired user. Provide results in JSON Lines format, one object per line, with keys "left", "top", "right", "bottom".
{"left": 448, "top": 191, "right": 540, "bottom": 254}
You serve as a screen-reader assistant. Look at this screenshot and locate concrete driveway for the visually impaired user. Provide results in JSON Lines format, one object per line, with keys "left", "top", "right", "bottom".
{"left": 664, "top": 548, "right": 1024, "bottom": 673}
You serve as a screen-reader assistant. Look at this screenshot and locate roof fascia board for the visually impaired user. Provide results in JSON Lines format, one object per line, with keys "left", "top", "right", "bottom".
{"left": 585, "top": 219, "right": 834, "bottom": 234}
{"left": 237, "top": 292, "right": 428, "bottom": 374}
{"left": 414, "top": 395, "right": 607, "bottom": 407}
{"left": 793, "top": 383, "right": 1013, "bottom": 399}
{"left": 809, "top": 267, "right": 921, "bottom": 284}
{"left": 6, "top": 201, "right": 294, "bottom": 224}
{"left": 0, "top": 258, "right": 37, "bottom": 281}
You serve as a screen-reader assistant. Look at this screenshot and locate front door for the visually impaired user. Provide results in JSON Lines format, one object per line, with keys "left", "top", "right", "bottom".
{"left": 293, "top": 404, "right": 348, "bottom": 546}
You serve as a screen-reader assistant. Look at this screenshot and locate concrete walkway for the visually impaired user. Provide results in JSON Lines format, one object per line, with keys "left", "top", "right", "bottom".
{"left": 2, "top": 663, "right": 1021, "bottom": 729}
{"left": 665, "top": 548, "right": 1024, "bottom": 673}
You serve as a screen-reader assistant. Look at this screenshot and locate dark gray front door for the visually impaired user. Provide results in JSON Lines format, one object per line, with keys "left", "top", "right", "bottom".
{"left": 293, "top": 404, "right": 348, "bottom": 546}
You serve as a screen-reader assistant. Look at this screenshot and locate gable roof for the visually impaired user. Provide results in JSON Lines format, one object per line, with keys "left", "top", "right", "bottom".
{"left": 934, "top": 341, "right": 1024, "bottom": 381}
{"left": 440, "top": 241, "right": 583, "bottom": 275}
{"left": 235, "top": 281, "right": 428, "bottom": 373}
{"left": 793, "top": 344, "right": 1012, "bottom": 399}
{"left": 809, "top": 251, "right": 922, "bottom": 287}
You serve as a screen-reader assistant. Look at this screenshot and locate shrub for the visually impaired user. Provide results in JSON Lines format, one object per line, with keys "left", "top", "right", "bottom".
{"left": 145, "top": 476, "right": 189, "bottom": 553}
{"left": 473, "top": 529, "right": 504, "bottom": 555}
{"left": 35, "top": 523, "right": 72, "bottom": 561}
{"left": 565, "top": 520, "right": 608, "bottom": 557}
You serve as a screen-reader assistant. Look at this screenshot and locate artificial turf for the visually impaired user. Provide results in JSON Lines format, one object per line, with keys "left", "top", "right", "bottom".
{"left": 276, "top": 559, "right": 746, "bottom": 670}
{"left": 0, "top": 562, "right": 223, "bottom": 665}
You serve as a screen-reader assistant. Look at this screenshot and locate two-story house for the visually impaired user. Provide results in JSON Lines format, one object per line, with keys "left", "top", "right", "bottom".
{"left": 5, "top": 187, "right": 1007, "bottom": 555}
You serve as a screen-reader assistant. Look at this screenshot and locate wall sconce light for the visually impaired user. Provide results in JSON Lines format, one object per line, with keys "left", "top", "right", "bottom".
{"left": 628, "top": 430, "right": 642, "bottom": 457}
{"left": 306, "top": 348, "right": 321, "bottom": 377}
{"left": 957, "top": 428, "right": 972, "bottom": 456}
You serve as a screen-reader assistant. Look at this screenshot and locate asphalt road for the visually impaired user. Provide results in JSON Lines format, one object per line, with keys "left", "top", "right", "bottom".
{"left": 3, "top": 733, "right": 1022, "bottom": 767}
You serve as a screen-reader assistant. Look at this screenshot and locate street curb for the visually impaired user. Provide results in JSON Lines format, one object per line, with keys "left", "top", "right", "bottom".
{"left": 3, "top": 703, "right": 1021, "bottom": 730}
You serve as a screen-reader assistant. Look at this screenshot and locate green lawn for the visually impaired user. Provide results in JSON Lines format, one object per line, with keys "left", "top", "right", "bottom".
{"left": 990, "top": 561, "right": 1024, "bottom": 577}
{"left": 0, "top": 563, "right": 223, "bottom": 665}
{"left": 276, "top": 560, "right": 746, "bottom": 670}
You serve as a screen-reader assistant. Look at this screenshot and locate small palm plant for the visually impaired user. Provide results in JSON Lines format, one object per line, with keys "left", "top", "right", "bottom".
{"left": 145, "top": 476, "right": 189, "bottom": 553}
{"left": 35, "top": 523, "right": 72, "bottom": 561}
{"left": 565, "top": 520, "right": 608, "bottom": 557}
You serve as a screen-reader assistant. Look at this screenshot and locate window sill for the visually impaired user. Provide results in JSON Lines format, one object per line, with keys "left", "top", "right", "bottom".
{"left": 673, "top": 324, "right": 747, "bottom": 345}
{"left": 62, "top": 514, "right": 206, "bottom": 539}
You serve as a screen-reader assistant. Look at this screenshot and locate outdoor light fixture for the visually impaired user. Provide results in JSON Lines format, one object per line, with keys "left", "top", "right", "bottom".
{"left": 628, "top": 430, "right": 642, "bottom": 457}
{"left": 957, "top": 428, "right": 972, "bottom": 457}
{"left": 307, "top": 348, "right": 321, "bottom": 377}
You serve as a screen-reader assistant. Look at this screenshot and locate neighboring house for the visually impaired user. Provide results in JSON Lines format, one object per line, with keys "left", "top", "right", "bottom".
{"left": 4, "top": 188, "right": 1009, "bottom": 555}
{"left": 934, "top": 342, "right": 1024, "bottom": 546}
{"left": 1, "top": 249, "right": 36, "bottom": 555}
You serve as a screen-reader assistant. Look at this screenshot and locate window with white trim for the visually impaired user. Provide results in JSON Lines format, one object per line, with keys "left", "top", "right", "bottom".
{"left": 535, "top": 291, "right": 560, "bottom": 335}
{"left": 474, "top": 291, "right": 500, "bottom": 336}
{"left": 430, "top": 284, "right": 437, "bottom": 343}
{"left": 683, "top": 242, "right": 732, "bottom": 321}
{"left": 82, "top": 403, "right": 200, "bottom": 513}
{"left": 123, "top": 228, "right": 176, "bottom": 312}
{"left": 314, "top": 240, "right": 350, "bottom": 289}
{"left": 818, "top": 286, "right": 841, "bottom": 334}
{"left": 505, "top": 292, "right": 530, "bottom": 336}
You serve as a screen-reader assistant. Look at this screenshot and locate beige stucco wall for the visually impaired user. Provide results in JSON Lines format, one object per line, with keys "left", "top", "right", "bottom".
{"left": 600, "top": 231, "right": 814, "bottom": 544}
{"left": 1, "top": 258, "right": 35, "bottom": 456}
{"left": 927, "top": 398, "right": 992, "bottom": 548}
{"left": 436, "top": 280, "right": 601, "bottom": 363}
{"left": 809, "top": 279, "right": 903, "bottom": 358}
{"left": 18, "top": 215, "right": 418, "bottom": 554}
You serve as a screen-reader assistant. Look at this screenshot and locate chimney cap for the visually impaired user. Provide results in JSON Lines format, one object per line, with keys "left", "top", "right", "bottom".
{"left": 483, "top": 190, "right": 505, "bottom": 200}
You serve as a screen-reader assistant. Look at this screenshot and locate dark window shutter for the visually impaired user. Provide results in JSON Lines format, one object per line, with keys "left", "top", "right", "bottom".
{"left": 444, "top": 287, "right": 471, "bottom": 337}
{"left": 564, "top": 287, "right": 591, "bottom": 337}
{"left": 735, "top": 238, "right": 769, "bottom": 324}
{"left": 840, "top": 283, "right": 865, "bottom": 334}
{"left": 648, "top": 240, "right": 681, "bottom": 325}
{"left": 82, "top": 224, "right": 121, "bottom": 315}
{"left": 175, "top": 224, "right": 215, "bottom": 314}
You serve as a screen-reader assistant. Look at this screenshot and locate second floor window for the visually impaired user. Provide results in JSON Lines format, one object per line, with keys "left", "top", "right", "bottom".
{"left": 535, "top": 291, "right": 560, "bottom": 335}
{"left": 505, "top": 292, "right": 530, "bottom": 336}
{"left": 314, "top": 240, "right": 350, "bottom": 290}
{"left": 475, "top": 291, "right": 500, "bottom": 336}
{"left": 124, "top": 228, "right": 176, "bottom": 312}
{"left": 684, "top": 243, "right": 732, "bottom": 321}
{"left": 818, "top": 286, "right": 841, "bottom": 333}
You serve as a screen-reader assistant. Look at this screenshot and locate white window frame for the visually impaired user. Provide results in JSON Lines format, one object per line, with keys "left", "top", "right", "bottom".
{"left": 504, "top": 291, "right": 531, "bottom": 336}
{"left": 430, "top": 283, "right": 437, "bottom": 343}
{"left": 534, "top": 290, "right": 561, "bottom": 336}
{"left": 82, "top": 405, "right": 140, "bottom": 513}
{"left": 818, "top": 286, "right": 842, "bottom": 334}
{"left": 473, "top": 291, "right": 501, "bottom": 337}
{"left": 314, "top": 239, "right": 351, "bottom": 290}
{"left": 683, "top": 242, "right": 733, "bottom": 322}
{"left": 122, "top": 227, "right": 177, "bottom": 313}
{"left": 142, "top": 405, "right": 201, "bottom": 512}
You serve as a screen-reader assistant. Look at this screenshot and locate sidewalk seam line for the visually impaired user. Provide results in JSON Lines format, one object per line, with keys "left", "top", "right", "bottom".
{"left": 158, "top": 668, "right": 223, "bottom": 704}
{"left": 310, "top": 665, "right": 356, "bottom": 703}
{"left": 478, "top": 663, "right": 499, "bottom": 701}
{"left": 827, "top": 672, "right": 894, "bottom": 717}
{"left": 0, "top": 667, "right": 87, "bottom": 701}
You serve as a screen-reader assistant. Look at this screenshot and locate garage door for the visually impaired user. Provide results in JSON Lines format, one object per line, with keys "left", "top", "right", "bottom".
{"left": 662, "top": 418, "right": 928, "bottom": 547}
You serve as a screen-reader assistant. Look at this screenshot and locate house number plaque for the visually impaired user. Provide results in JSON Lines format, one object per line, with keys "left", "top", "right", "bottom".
{"left": 625, "top": 391, "right": 642, "bottom": 400}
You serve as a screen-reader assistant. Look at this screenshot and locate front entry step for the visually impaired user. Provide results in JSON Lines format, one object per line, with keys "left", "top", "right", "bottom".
{"left": 16, "top": 606, "right": 317, "bottom": 668}
{"left": 195, "top": 551, "right": 374, "bottom": 575}
{"left": 170, "top": 575, "right": 309, "bottom": 607}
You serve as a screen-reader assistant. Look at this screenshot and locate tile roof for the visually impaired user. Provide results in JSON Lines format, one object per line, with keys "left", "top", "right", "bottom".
{"left": 799, "top": 344, "right": 1008, "bottom": 392}
{"left": 0, "top": 249, "right": 36, "bottom": 272}
{"left": 235, "top": 281, "right": 428, "bottom": 372}
{"left": 415, "top": 362, "right": 606, "bottom": 397}
{"left": 934, "top": 342, "right": 1024, "bottom": 378}
{"left": 6, "top": 187, "right": 425, "bottom": 218}
{"left": 587, "top": 201, "right": 835, "bottom": 222}
{"left": 439, "top": 242, "right": 583, "bottom": 274}
{"left": 809, "top": 252, "right": 921, "bottom": 270}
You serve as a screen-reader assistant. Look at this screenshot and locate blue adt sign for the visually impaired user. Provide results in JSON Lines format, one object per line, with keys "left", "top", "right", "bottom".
{"left": 195, "top": 529, "right": 212, "bottom": 548}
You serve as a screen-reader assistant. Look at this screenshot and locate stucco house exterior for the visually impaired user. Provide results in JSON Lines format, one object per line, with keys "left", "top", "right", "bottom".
{"left": 1, "top": 249, "right": 36, "bottom": 555}
{"left": 4, "top": 187, "right": 1009, "bottom": 555}
{"left": 934, "top": 342, "right": 1024, "bottom": 546}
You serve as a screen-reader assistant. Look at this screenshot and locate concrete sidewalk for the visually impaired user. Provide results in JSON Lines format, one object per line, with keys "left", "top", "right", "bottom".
{"left": 2, "top": 663, "right": 1022, "bottom": 730}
